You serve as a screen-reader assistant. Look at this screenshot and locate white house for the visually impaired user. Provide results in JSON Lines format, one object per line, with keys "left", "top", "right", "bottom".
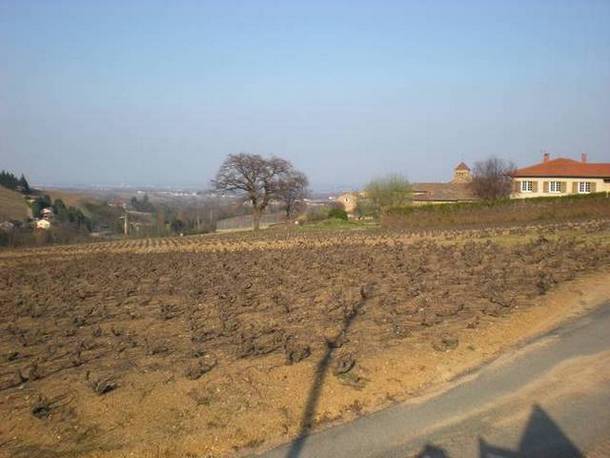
{"left": 511, "top": 153, "right": 610, "bottom": 198}
{"left": 36, "top": 219, "right": 51, "bottom": 230}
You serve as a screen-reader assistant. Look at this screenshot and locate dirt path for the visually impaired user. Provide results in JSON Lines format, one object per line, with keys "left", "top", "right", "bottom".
{"left": 261, "top": 300, "right": 610, "bottom": 458}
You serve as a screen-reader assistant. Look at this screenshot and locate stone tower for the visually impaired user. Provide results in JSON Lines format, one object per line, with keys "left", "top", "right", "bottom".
{"left": 452, "top": 162, "right": 472, "bottom": 183}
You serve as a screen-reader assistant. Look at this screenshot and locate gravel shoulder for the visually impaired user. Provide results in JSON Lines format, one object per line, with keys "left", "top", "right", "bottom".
{"left": 262, "top": 301, "right": 610, "bottom": 458}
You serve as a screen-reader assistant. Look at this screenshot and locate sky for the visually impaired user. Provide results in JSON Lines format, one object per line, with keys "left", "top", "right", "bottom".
{"left": 1, "top": 0, "right": 609, "bottom": 189}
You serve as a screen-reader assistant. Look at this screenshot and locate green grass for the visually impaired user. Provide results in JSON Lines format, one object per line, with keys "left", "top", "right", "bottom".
{"left": 0, "top": 186, "right": 30, "bottom": 221}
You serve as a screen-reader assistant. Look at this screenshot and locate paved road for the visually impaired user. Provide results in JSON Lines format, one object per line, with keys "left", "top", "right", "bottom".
{"left": 261, "top": 302, "right": 610, "bottom": 458}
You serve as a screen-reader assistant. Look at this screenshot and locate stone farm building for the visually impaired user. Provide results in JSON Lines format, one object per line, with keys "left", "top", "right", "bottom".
{"left": 411, "top": 162, "right": 477, "bottom": 205}
{"left": 335, "top": 192, "right": 361, "bottom": 213}
{"left": 511, "top": 153, "right": 610, "bottom": 198}
{"left": 335, "top": 163, "right": 477, "bottom": 214}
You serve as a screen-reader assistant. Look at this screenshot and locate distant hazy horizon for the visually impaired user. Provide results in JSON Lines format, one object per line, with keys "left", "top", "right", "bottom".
{"left": 1, "top": 0, "right": 609, "bottom": 189}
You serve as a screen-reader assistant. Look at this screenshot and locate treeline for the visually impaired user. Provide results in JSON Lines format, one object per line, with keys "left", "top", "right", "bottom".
{"left": 0, "top": 170, "right": 32, "bottom": 193}
{"left": 1, "top": 184, "right": 274, "bottom": 247}
{"left": 130, "top": 194, "right": 155, "bottom": 212}
{"left": 128, "top": 195, "right": 247, "bottom": 237}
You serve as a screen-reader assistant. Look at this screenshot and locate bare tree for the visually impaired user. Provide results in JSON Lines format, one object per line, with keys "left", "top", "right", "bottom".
{"left": 470, "top": 157, "right": 516, "bottom": 200}
{"left": 277, "top": 170, "right": 309, "bottom": 219}
{"left": 212, "top": 153, "right": 305, "bottom": 230}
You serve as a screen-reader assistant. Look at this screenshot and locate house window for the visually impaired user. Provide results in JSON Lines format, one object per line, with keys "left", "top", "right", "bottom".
{"left": 549, "top": 181, "right": 561, "bottom": 193}
{"left": 578, "top": 182, "right": 591, "bottom": 193}
{"left": 521, "top": 180, "right": 533, "bottom": 192}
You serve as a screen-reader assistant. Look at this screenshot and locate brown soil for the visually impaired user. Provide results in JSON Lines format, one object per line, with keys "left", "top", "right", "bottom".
{"left": 0, "top": 220, "right": 609, "bottom": 457}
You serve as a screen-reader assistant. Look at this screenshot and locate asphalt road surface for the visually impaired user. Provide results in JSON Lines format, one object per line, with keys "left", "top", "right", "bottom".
{"left": 261, "top": 302, "right": 610, "bottom": 458}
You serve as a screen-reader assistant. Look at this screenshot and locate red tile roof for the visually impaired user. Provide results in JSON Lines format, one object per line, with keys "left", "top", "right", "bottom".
{"left": 512, "top": 158, "right": 610, "bottom": 178}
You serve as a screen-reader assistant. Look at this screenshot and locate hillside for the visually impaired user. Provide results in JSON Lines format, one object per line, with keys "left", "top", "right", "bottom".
{"left": 0, "top": 185, "right": 30, "bottom": 221}
{"left": 44, "top": 189, "right": 103, "bottom": 209}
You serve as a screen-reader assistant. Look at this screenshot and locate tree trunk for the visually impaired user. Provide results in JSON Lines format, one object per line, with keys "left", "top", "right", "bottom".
{"left": 252, "top": 207, "right": 262, "bottom": 231}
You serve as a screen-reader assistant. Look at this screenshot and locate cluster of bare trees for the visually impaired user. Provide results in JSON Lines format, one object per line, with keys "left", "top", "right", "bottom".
{"left": 470, "top": 157, "right": 515, "bottom": 200}
{"left": 212, "top": 153, "right": 309, "bottom": 230}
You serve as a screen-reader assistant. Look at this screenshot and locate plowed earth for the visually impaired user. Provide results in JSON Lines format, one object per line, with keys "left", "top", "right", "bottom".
{"left": 1, "top": 220, "right": 609, "bottom": 457}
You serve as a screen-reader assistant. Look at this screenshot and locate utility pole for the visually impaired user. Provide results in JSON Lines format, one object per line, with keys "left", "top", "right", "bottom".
{"left": 123, "top": 205, "right": 129, "bottom": 236}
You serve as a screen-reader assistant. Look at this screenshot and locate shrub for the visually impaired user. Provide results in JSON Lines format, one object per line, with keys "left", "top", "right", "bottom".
{"left": 382, "top": 192, "right": 610, "bottom": 230}
{"left": 364, "top": 175, "right": 412, "bottom": 216}
{"left": 299, "top": 206, "right": 329, "bottom": 224}
{"left": 353, "top": 198, "right": 374, "bottom": 218}
{"left": 327, "top": 208, "right": 348, "bottom": 220}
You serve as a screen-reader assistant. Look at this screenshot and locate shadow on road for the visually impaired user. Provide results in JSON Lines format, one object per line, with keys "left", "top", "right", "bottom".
{"left": 415, "top": 444, "right": 450, "bottom": 457}
{"left": 416, "top": 404, "right": 583, "bottom": 458}
{"left": 286, "top": 290, "right": 367, "bottom": 458}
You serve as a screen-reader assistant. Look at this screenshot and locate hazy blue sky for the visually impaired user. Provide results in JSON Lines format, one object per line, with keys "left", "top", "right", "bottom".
{"left": 1, "top": 0, "right": 609, "bottom": 189}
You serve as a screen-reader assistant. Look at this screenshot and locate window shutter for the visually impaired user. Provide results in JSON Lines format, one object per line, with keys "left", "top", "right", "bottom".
{"left": 560, "top": 182, "right": 567, "bottom": 193}
{"left": 591, "top": 182, "right": 597, "bottom": 192}
{"left": 572, "top": 182, "right": 578, "bottom": 193}
{"left": 543, "top": 181, "right": 549, "bottom": 192}
{"left": 512, "top": 180, "right": 520, "bottom": 193}
{"left": 532, "top": 181, "right": 538, "bottom": 192}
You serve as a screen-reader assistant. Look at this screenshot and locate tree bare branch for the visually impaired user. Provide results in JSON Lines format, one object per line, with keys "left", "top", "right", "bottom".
{"left": 470, "top": 157, "right": 515, "bottom": 200}
{"left": 212, "top": 153, "right": 307, "bottom": 229}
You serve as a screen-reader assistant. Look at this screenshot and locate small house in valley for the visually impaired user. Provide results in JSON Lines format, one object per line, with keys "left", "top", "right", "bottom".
{"left": 335, "top": 192, "right": 361, "bottom": 213}
{"left": 36, "top": 219, "right": 51, "bottom": 230}
{"left": 511, "top": 153, "right": 610, "bottom": 198}
{"left": 41, "top": 208, "right": 54, "bottom": 220}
